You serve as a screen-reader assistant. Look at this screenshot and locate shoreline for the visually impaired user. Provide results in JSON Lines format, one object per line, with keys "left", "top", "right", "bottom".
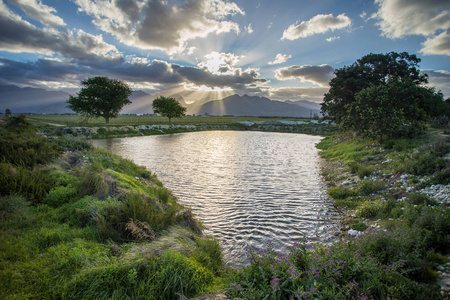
{"left": 39, "top": 121, "right": 336, "bottom": 139}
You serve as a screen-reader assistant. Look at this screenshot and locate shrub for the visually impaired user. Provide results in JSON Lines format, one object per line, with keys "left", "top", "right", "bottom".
{"left": 357, "top": 180, "right": 385, "bottom": 196}
{"left": 192, "top": 236, "right": 224, "bottom": 276}
{"left": 0, "top": 115, "right": 60, "bottom": 168}
{"left": 77, "top": 164, "right": 109, "bottom": 197}
{"left": 153, "top": 250, "right": 214, "bottom": 299}
{"left": 0, "top": 163, "right": 54, "bottom": 204}
{"left": 53, "top": 136, "right": 92, "bottom": 151}
{"left": 406, "top": 192, "right": 438, "bottom": 206}
{"left": 351, "top": 222, "right": 368, "bottom": 232}
{"left": 0, "top": 195, "right": 34, "bottom": 227}
{"left": 44, "top": 186, "right": 78, "bottom": 208}
{"left": 356, "top": 199, "right": 387, "bottom": 218}
{"left": 348, "top": 161, "right": 374, "bottom": 179}
{"left": 328, "top": 186, "right": 356, "bottom": 199}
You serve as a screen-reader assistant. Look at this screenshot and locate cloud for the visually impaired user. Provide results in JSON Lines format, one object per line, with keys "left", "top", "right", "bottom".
{"left": 74, "top": 0, "right": 244, "bottom": 53}
{"left": 281, "top": 13, "right": 351, "bottom": 40}
{"left": 268, "top": 54, "right": 291, "bottom": 65}
{"left": 420, "top": 31, "right": 450, "bottom": 56}
{"left": 275, "top": 64, "right": 334, "bottom": 87}
{"left": 198, "top": 51, "right": 241, "bottom": 74}
{"left": 326, "top": 36, "right": 340, "bottom": 42}
{"left": 245, "top": 23, "right": 253, "bottom": 34}
{"left": 268, "top": 86, "right": 328, "bottom": 102}
{"left": 0, "top": 2, "right": 122, "bottom": 66}
{"left": 374, "top": 0, "right": 450, "bottom": 39}
{"left": 424, "top": 69, "right": 450, "bottom": 98}
{"left": 0, "top": 54, "right": 268, "bottom": 91}
{"left": 6, "top": 0, "right": 65, "bottom": 27}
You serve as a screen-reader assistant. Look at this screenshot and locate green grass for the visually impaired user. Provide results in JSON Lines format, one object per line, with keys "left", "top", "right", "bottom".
{"left": 0, "top": 117, "right": 225, "bottom": 299}
{"left": 27, "top": 114, "right": 310, "bottom": 127}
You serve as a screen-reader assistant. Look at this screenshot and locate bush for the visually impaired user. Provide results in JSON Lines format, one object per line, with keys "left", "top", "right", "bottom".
{"left": 0, "top": 163, "right": 55, "bottom": 204}
{"left": 52, "top": 136, "right": 92, "bottom": 151}
{"left": 44, "top": 186, "right": 79, "bottom": 208}
{"left": 328, "top": 186, "right": 356, "bottom": 199}
{"left": 348, "top": 161, "right": 374, "bottom": 179}
{"left": 406, "top": 192, "right": 438, "bottom": 206}
{"left": 0, "top": 195, "right": 35, "bottom": 227}
{"left": 357, "top": 180, "right": 385, "bottom": 196}
{"left": 0, "top": 115, "right": 60, "bottom": 168}
{"left": 356, "top": 199, "right": 387, "bottom": 218}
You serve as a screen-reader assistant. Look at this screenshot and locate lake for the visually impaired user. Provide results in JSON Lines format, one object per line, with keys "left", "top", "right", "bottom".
{"left": 92, "top": 131, "right": 340, "bottom": 266}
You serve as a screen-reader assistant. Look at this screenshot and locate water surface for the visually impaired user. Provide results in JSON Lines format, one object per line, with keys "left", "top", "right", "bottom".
{"left": 92, "top": 131, "right": 339, "bottom": 265}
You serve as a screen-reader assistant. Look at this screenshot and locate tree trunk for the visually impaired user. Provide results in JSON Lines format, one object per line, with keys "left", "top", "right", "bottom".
{"left": 105, "top": 117, "right": 110, "bottom": 124}
{"left": 168, "top": 117, "right": 171, "bottom": 124}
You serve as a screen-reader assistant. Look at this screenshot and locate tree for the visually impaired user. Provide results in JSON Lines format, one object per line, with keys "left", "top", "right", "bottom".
{"left": 5, "top": 109, "right": 11, "bottom": 116}
{"left": 152, "top": 96, "right": 186, "bottom": 124}
{"left": 321, "top": 51, "right": 445, "bottom": 139}
{"left": 67, "top": 77, "right": 132, "bottom": 124}
{"left": 352, "top": 80, "right": 427, "bottom": 142}
{"left": 322, "top": 52, "right": 428, "bottom": 128}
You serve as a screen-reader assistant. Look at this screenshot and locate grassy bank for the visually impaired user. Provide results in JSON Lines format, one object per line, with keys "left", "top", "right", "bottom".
{"left": 225, "top": 130, "right": 450, "bottom": 299}
{"left": 2, "top": 115, "right": 449, "bottom": 299}
{"left": 0, "top": 116, "right": 224, "bottom": 299}
{"left": 26, "top": 114, "right": 336, "bottom": 138}
{"left": 26, "top": 115, "right": 309, "bottom": 127}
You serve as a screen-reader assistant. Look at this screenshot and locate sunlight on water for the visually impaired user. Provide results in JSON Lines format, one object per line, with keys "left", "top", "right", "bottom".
{"left": 92, "top": 131, "right": 340, "bottom": 266}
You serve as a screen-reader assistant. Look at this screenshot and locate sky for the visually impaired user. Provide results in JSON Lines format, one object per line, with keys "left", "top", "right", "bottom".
{"left": 0, "top": 0, "right": 449, "bottom": 104}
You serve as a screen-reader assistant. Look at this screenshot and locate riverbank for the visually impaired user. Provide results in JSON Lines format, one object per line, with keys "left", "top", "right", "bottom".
{"left": 225, "top": 130, "right": 450, "bottom": 299}
{"left": 1, "top": 115, "right": 449, "bottom": 299}
{"left": 38, "top": 120, "right": 336, "bottom": 139}
{"left": 0, "top": 116, "right": 225, "bottom": 299}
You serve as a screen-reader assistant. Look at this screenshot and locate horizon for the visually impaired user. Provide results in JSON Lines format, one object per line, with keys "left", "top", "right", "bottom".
{"left": 1, "top": 0, "right": 449, "bottom": 105}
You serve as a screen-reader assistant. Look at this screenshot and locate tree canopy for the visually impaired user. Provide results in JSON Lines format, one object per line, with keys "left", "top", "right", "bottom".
{"left": 321, "top": 52, "right": 447, "bottom": 140}
{"left": 67, "top": 77, "right": 132, "bottom": 124}
{"left": 152, "top": 96, "right": 186, "bottom": 123}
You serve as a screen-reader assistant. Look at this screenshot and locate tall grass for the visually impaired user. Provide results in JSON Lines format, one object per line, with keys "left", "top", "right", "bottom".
{"left": 0, "top": 117, "right": 225, "bottom": 299}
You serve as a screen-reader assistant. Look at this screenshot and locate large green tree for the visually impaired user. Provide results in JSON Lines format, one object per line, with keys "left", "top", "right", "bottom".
{"left": 152, "top": 96, "right": 186, "bottom": 124}
{"left": 351, "top": 80, "right": 427, "bottom": 142}
{"left": 321, "top": 52, "right": 446, "bottom": 139}
{"left": 67, "top": 77, "right": 132, "bottom": 124}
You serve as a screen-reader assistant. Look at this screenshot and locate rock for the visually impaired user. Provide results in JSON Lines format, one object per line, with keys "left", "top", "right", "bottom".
{"left": 348, "top": 229, "right": 363, "bottom": 237}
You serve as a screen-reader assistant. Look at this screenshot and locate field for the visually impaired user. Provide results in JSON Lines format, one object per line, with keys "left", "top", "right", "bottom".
{"left": 26, "top": 114, "right": 310, "bottom": 127}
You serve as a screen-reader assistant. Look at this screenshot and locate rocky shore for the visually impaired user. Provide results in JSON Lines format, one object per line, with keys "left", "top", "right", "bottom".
{"left": 318, "top": 133, "right": 450, "bottom": 296}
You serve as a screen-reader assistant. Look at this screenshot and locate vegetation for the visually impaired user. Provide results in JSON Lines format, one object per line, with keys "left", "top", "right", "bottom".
{"left": 67, "top": 77, "right": 132, "bottom": 124}
{"left": 0, "top": 116, "right": 224, "bottom": 299}
{"left": 321, "top": 52, "right": 449, "bottom": 141}
{"left": 26, "top": 114, "right": 310, "bottom": 126}
{"left": 152, "top": 96, "right": 187, "bottom": 124}
{"left": 227, "top": 130, "right": 450, "bottom": 299}
{"left": 2, "top": 114, "right": 449, "bottom": 299}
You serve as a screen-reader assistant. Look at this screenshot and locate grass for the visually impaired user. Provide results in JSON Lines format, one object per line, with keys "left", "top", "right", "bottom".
{"left": 2, "top": 116, "right": 449, "bottom": 299}
{"left": 0, "top": 116, "right": 225, "bottom": 299}
{"left": 27, "top": 114, "right": 311, "bottom": 127}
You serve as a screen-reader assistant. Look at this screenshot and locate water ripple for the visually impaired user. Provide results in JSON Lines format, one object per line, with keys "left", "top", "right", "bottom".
{"left": 92, "top": 131, "right": 340, "bottom": 266}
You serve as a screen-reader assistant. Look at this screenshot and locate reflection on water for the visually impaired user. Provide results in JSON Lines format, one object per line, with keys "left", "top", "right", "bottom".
{"left": 92, "top": 131, "right": 339, "bottom": 266}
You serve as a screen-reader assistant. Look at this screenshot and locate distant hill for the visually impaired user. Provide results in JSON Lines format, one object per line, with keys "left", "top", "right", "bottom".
{"left": 0, "top": 85, "right": 72, "bottom": 114}
{"left": 285, "top": 100, "right": 321, "bottom": 111}
{"left": 197, "top": 94, "right": 319, "bottom": 117}
{"left": 0, "top": 85, "right": 321, "bottom": 117}
{"left": 0, "top": 85, "right": 157, "bottom": 115}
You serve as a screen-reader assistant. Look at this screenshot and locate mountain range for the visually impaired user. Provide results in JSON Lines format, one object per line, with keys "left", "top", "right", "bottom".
{"left": 0, "top": 85, "right": 321, "bottom": 117}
